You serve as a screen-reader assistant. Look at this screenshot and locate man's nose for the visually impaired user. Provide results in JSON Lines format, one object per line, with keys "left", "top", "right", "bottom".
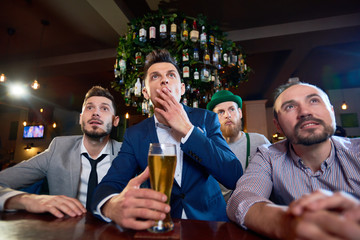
{"left": 92, "top": 107, "right": 100, "bottom": 116}
{"left": 298, "top": 105, "right": 312, "bottom": 119}
{"left": 161, "top": 78, "right": 169, "bottom": 85}
{"left": 225, "top": 110, "right": 231, "bottom": 118}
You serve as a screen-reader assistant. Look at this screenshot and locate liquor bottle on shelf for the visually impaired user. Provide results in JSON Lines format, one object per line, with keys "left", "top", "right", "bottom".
{"left": 229, "top": 49, "right": 237, "bottom": 66}
{"left": 134, "top": 78, "right": 142, "bottom": 97}
{"left": 203, "top": 44, "right": 211, "bottom": 65}
{"left": 119, "top": 52, "right": 126, "bottom": 74}
{"left": 159, "top": 16, "right": 167, "bottom": 39}
{"left": 208, "top": 31, "right": 215, "bottom": 46}
{"left": 228, "top": 49, "right": 234, "bottom": 66}
{"left": 214, "top": 69, "right": 221, "bottom": 89}
{"left": 193, "top": 48, "right": 199, "bottom": 61}
{"left": 170, "top": 20, "right": 177, "bottom": 41}
{"left": 132, "top": 25, "right": 138, "bottom": 40}
{"left": 201, "top": 65, "right": 210, "bottom": 82}
{"left": 222, "top": 51, "right": 229, "bottom": 65}
{"left": 149, "top": 24, "right": 156, "bottom": 43}
{"left": 181, "top": 19, "right": 188, "bottom": 42}
{"left": 142, "top": 99, "right": 148, "bottom": 115}
{"left": 124, "top": 88, "right": 131, "bottom": 107}
{"left": 182, "top": 48, "right": 189, "bottom": 63}
{"left": 183, "top": 65, "right": 190, "bottom": 79}
{"left": 139, "top": 24, "right": 147, "bottom": 42}
{"left": 190, "top": 20, "right": 199, "bottom": 43}
{"left": 135, "top": 51, "right": 142, "bottom": 66}
{"left": 114, "top": 58, "right": 120, "bottom": 79}
{"left": 212, "top": 41, "right": 221, "bottom": 68}
{"left": 193, "top": 68, "right": 200, "bottom": 81}
{"left": 200, "top": 26, "right": 207, "bottom": 46}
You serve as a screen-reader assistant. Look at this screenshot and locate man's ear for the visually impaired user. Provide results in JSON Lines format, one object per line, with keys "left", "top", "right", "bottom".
{"left": 113, "top": 116, "right": 120, "bottom": 127}
{"left": 273, "top": 118, "right": 284, "bottom": 134}
{"left": 79, "top": 113, "right": 82, "bottom": 125}
{"left": 238, "top": 108, "right": 243, "bottom": 119}
{"left": 142, "top": 87, "right": 150, "bottom": 100}
{"left": 180, "top": 83, "right": 185, "bottom": 96}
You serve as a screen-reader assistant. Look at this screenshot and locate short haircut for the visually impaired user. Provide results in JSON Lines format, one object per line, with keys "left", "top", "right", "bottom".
{"left": 82, "top": 86, "right": 117, "bottom": 114}
{"left": 273, "top": 81, "right": 331, "bottom": 120}
{"left": 143, "top": 49, "right": 181, "bottom": 82}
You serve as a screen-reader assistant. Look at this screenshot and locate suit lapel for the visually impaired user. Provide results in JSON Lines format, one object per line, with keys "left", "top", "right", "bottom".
{"left": 180, "top": 105, "right": 194, "bottom": 186}
{"left": 71, "top": 137, "right": 83, "bottom": 197}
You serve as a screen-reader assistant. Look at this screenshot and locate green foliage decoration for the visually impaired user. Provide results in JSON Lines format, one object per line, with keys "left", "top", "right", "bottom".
{"left": 111, "top": 10, "right": 251, "bottom": 105}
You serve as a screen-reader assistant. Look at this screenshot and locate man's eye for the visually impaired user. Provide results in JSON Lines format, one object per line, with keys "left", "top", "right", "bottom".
{"left": 151, "top": 75, "right": 159, "bottom": 80}
{"left": 310, "top": 98, "right": 320, "bottom": 103}
{"left": 87, "top": 106, "right": 93, "bottom": 110}
{"left": 285, "top": 105, "right": 294, "bottom": 111}
{"left": 169, "top": 73, "right": 175, "bottom": 78}
{"left": 217, "top": 111, "right": 224, "bottom": 115}
{"left": 102, "top": 107, "right": 109, "bottom": 111}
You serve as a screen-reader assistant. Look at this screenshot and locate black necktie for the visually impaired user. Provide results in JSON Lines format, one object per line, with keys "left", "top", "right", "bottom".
{"left": 83, "top": 153, "right": 107, "bottom": 210}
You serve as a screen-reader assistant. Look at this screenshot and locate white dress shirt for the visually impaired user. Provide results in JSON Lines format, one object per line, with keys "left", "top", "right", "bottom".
{"left": 78, "top": 140, "right": 112, "bottom": 207}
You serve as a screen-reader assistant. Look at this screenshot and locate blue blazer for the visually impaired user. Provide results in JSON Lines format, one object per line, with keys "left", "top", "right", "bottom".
{"left": 92, "top": 105, "right": 242, "bottom": 221}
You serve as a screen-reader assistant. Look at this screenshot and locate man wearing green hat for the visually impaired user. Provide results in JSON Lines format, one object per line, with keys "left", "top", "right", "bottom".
{"left": 207, "top": 90, "right": 270, "bottom": 201}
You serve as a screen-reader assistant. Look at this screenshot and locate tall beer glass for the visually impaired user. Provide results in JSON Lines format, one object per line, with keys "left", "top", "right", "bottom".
{"left": 147, "top": 143, "right": 177, "bottom": 233}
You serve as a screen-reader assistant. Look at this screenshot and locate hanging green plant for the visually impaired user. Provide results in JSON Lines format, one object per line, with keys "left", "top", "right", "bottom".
{"left": 111, "top": 10, "right": 251, "bottom": 111}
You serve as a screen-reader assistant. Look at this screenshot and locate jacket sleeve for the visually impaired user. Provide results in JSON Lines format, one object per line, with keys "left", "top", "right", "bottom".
{"left": 0, "top": 138, "right": 57, "bottom": 210}
{"left": 181, "top": 110, "right": 243, "bottom": 190}
{"left": 91, "top": 129, "right": 142, "bottom": 212}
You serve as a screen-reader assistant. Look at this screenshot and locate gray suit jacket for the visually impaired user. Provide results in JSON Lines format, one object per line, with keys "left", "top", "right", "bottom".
{"left": 0, "top": 136, "right": 121, "bottom": 210}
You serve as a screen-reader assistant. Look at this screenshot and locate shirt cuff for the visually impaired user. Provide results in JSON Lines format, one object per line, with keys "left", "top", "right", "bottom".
{"left": 0, "top": 190, "right": 27, "bottom": 211}
{"left": 181, "top": 125, "right": 194, "bottom": 144}
{"left": 94, "top": 193, "right": 119, "bottom": 222}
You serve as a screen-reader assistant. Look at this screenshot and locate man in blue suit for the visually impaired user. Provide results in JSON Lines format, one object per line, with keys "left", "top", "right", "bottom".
{"left": 92, "top": 49, "right": 242, "bottom": 230}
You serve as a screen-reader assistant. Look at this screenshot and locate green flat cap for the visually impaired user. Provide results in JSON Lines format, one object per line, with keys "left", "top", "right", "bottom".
{"left": 206, "top": 90, "right": 242, "bottom": 111}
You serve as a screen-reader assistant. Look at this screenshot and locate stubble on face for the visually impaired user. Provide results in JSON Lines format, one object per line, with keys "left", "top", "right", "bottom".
{"left": 287, "top": 116, "right": 335, "bottom": 146}
{"left": 81, "top": 119, "right": 112, "bottom": 139}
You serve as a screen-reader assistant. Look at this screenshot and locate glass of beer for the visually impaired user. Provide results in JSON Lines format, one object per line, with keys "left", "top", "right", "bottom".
{"left": 147, "top": 143, "right": 177, "bottom": 233}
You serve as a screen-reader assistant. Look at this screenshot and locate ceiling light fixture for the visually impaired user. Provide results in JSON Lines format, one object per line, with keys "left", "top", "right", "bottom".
{"left": 341, "top": 89, "right": 348, "bottom": 110}
{"left": 32, "top": 19, "right": 50, "bottom": 90}
{"left": 341, "top": 101, "right": 348, "bottom": 110}
{"left": 1, "top": 28, "right": 16, "bottom": 83}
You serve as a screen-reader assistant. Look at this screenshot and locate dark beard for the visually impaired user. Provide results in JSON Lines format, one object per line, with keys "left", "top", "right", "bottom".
{"left": 290, "top": 117, "right": 335, "bottom": 146}
{"left": 221, "top": 121, "right": 242, "bottom": 139}
{"left": 82, "top": 122, "right": 112, "bottom": 139}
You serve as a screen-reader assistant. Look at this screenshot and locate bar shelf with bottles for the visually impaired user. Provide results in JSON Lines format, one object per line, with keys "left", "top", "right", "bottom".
{"left": 112, "top": 11, "right": 250, "bottom": 114}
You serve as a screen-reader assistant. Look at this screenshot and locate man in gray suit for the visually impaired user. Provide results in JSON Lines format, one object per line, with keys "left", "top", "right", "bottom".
{"left": 0, "top": 86, "right": 121, "bottom": 218}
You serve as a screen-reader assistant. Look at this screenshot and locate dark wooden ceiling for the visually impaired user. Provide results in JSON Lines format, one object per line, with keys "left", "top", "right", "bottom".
{"left": 1, "top": 0, "right": 360, "bottom": 115}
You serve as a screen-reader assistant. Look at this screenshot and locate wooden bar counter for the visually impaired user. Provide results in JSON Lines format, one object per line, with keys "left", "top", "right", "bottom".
{"left": 0, "top": 211, "right": 268, "bottom": 239}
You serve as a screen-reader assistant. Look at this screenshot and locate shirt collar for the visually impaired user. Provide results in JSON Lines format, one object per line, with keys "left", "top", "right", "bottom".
{"left": 154, "top": 115, "right": 171, "bottom": 131}
{"left": 81, "top": 137, "right": 110, "bottom": 159}
{"left": 289, "top": 139, "right": 335, "bottom": 171}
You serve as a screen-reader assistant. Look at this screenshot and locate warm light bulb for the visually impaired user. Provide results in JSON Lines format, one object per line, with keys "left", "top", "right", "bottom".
{"left": 52, "top": 122, "right": 57, "bottom": 128}
{"left": 341, "top": 102, "right": 348, "bottom": 110}
{"left": 40, "top": 108, "right": 44, "bottom": 113}
{"left": 0, "top": 73, "right": 5, "bottom": 82}
{"left": 23, "top": 121, "right": 27, "bottom": 126}
{"left": 125, "top": 113, "right": 129, "bottom": 119}
{"left": 31, "top": 80, "right": 40, "bottom": 90}
{"left": 9, "top": 83, "right": 27, "bottom": 97}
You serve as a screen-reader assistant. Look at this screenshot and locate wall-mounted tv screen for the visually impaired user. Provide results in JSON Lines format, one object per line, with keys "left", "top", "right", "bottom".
{"left": 23, "top": 125, "right": 45, "bottom": 139}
